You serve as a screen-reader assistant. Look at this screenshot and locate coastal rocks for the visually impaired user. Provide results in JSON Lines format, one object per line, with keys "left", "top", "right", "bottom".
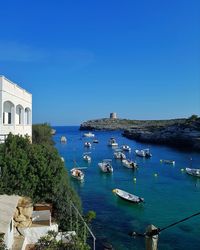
{"left": 123, "top": 119, "right": 200, "bottom": 151}
{"left": 14, "top": 197, "right": 33, "bottom": 228}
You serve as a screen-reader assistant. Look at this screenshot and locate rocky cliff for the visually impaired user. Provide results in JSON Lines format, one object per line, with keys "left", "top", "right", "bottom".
{"left": 123, "top": 118, "right": 200, "bottom": 151}
{"left": 80, "top": 118, "right": 186, "bottom": 131}
{"left": 80, "top": 117, "right": 200, "bottom": 151}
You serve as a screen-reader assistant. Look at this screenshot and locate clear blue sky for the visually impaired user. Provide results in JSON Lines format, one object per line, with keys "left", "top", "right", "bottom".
{"left": 0, "top": 0, "right": 199, "bottom": 125}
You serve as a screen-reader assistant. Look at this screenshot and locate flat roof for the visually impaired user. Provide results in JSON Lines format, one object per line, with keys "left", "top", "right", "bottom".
{"left": 0, "top": 195, "right": 20, "bottom": 234}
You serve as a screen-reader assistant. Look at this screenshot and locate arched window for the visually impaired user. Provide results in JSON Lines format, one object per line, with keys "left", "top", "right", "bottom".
{"left": 16, "top": 105, "right": 24, "bottom": 125}
{"left": 3, "top": 101, "right": 15, "bottom": 125}
{"left": 25, "top": 108, "right": 31, "bottom": 125}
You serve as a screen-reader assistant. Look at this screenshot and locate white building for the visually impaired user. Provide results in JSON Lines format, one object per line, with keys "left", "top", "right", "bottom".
{"left": 0, "top": 76, "right": 32, "bottom": 141}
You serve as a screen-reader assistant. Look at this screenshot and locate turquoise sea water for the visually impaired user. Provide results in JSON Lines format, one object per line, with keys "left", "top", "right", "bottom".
{"left": 54, "top": 126, "right": 200, "bottom": 250}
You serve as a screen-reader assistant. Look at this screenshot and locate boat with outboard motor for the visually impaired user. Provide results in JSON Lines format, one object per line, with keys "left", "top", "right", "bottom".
{"left": 83, "top": 152, "right": 91, "bottom": 162}
{"left": 114, "top": 151, "right": 126, "bottom": 160}
{"left": 112, "top": 188, "right": 144, "bottom": 203}
{"left": 108, "top": 138, "right": 118, "bottom": 147}
{"left": 185, "top": 167, "right": 200, "bottom": 177}
{"left": 70, "top": 168, "right": 85, "bottom": 181}
{"left": 84, "top": 142, "right": 92, "bottom": 147}
{"left": 135, "top": 148, "right": 152, "bottom": 158}
{"left": 98, "top": 159, "right": 113, "bottom": 173}
{"left": 122, "top": 159, "right": 137, "bottom": 169}
{"left": 121, "top": 145, "right": 131, "bottom": 152}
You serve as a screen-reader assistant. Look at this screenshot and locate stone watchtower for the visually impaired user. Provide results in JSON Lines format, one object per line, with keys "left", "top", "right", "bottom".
{"left": 110, "top": 112, "right": 117, "bottom": 119}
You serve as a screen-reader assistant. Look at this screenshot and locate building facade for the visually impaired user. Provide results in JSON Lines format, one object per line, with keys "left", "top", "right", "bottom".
{"left": 0, "top": 76, "right": 32, "bottom": 141}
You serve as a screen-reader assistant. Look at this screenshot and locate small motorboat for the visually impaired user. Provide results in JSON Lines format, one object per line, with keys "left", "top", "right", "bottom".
{"left": 121, "top": 145, "right": 131, "bottom": 152}
{"left": 84, "top": 142, "right": 92, "bottom": 147}
{"left": 122, "top": 159, "right": 137, "bottom": 169}
{"left": 83, "top": 132, "right": 95, "bottom": 137}
{"left": 70, "top": 168, "right": 85, "bottom": 181}
{"left": 108, "top": 138, "right": 118, "bottom": 147}
{"left": 135, "top": 149, "right": 152, "bottom": 158}
{"left": 113, "top": 189, "right": 144, "bottom": 203}
{"left": 93, "top": 139, "right": 99, "bottom": 143}
{"left": 98, "top": 159, "right": 113, "bottom": 173}
{"left": 185, "top": 168, "right": 200, "bottom": 177}
{"left": 114, "top": 151, "right": 126, "bottom": 160}
{"left": 160, "top": 159, "right": 175, "bottom": 165}
{"left": 60, "top": 136, "right": 67, "bottom": 143}
{"left": 83, "top": 153, "right": 91, "bottom": 162}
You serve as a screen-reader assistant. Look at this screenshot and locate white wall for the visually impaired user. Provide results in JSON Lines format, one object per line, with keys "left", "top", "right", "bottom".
{"left": 0, "top": 76, "right": 32, "bottom": 139}
{"left": 19, "top": 224, "right": 58, "bottom": 245}
{"left": 4, "top": 218, "right": 14, "bottom": 250}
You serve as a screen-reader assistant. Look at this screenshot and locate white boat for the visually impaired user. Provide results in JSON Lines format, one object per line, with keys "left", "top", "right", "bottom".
{"left": 122, "top": 159, "right": 137, "bottom": 169}
{"left": 135, "top": 148, "right": 152, "bottom": 158}
{"left": 122, "top": 145, "right": 131, "bottom": 152}
{"left": 108, "top": 138, "right": 118, "bottom": 147}
{"left": 83, "top": 153, "right": 91, "bottom": 162}
{"left": 60, "top": 136, "right": 67, "bottom": 143}
{"left": 83, "top": 132, "right": 95, "bottom": 138}
{"left": 93, "top": 139, "right": 99, "bottom": 143}
{"left": 84, "top": 142, "right": 92, "bottom": 147}
{"left": 98, "top": 159, "right": 113, "bottom": 173}
{"left": 160, "top": 159, "right": 175, "bottom": 165}
{"left": 70, "top": 168, "right": 85, "bottom": 181}
{"left": 185, "top": 168, "right": 200, "bottom": 177}
{"left": 113, "top": 189, "right": 144, "bottom": 203}
{"left": 114, "top": 151, "right": 126, "bottom": 160}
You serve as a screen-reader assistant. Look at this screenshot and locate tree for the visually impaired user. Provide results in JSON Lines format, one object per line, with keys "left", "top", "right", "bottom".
{"left": 32, "top": 123, "right": 54, "bottom": 145}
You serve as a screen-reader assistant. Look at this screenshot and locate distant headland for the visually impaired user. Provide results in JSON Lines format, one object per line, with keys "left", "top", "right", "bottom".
{"left": 80, "top": 113, "right": 200, "bottom": 151}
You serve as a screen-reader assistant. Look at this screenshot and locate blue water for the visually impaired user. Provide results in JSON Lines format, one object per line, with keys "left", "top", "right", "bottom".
{"left": 54, "top": 126, "right": 200, "bottom": 250}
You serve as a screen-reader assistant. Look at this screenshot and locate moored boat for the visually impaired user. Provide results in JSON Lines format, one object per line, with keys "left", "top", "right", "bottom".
{"left": 108, "top": 138, "right": 118, "bottom": 147}
{"left": 83, "top": 132, "right": 95, "bottom": 137}
{"left": 135, "top": 148, "right": 152, "bottom": 158}
{"left": 98, "top": 159, "right": 113, "bottom": 173}
{"left": 60, "top": 136, "right": 67, "bottom": 143}
{"left": 84, "top": 142, "right": 92, "bottom": 147}
{"left": 70, "top": 168, "right": 85, "bottom": 181}
{"left": 122, "top": 159, "right": 137, "bottom": 169}
{"left": 112, "top": 188, "right": 144, "bottom": 203}
{"left": 185, "top": 167, "right": 200, "bottom": 177}
{"left": 121, "top": 145, "right": 131, "bottom": 152}
{"left": 160, "top": 159, "right": 175, "bottom": 165}
{"left": 93, "top": 139, "right": 99, "bottom": 143}
{"left": 83, "top": 153, "right": 91, "bottom": 162}
{"left": 114, "top": 151, "right": 126, "bottom": 160}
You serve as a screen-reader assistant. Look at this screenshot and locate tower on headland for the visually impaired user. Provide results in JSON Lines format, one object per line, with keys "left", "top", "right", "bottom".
{"left": 110, "top": 112, "right": 117, "bottom": 119}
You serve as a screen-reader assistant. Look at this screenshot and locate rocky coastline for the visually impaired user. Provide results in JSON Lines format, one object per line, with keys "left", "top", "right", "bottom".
{"left": 80, "top": 117, "right": 200, "bottom": 151}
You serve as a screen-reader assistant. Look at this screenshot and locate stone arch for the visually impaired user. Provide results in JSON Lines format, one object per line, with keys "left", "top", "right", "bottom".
{"left": 16, "top": 105, "right": 24, "bottom": 125}
{"left": 3, "top": 101, "right": 15, "bottom": 125}
{"left": 25, "top": 107, "right": 31, "bottom": 125}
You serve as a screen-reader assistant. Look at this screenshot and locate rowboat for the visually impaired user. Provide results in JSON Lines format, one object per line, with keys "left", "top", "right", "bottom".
{"left": 113, "top": 189, "right": 144, "bottom": 203}
{"left": 160, "top": 159, "right": 175, "bottom": 165}
{"left": 122, "top": 159, "right": 137, "bottom": 169}
{"left": 98, "top": 159, "right": 113, "bottom": 173}
{"left": 185, "top": 167, "right": 200, "bottom": 177}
